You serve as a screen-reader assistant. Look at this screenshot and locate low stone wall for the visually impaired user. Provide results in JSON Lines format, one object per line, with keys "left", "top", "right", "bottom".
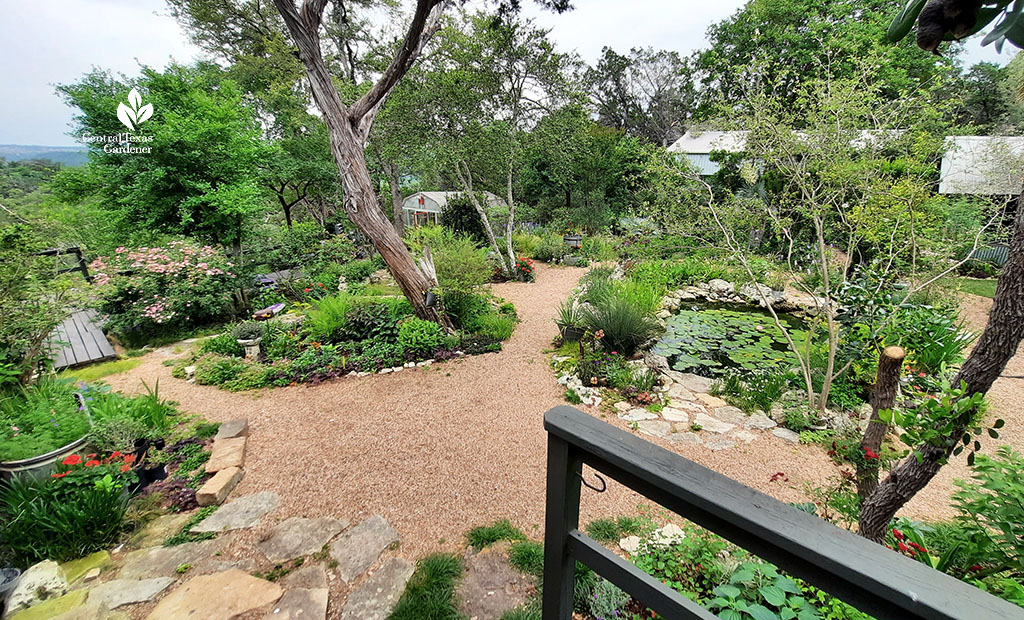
{"left": 657, "top": 279, "right": 829, "bottom": 318}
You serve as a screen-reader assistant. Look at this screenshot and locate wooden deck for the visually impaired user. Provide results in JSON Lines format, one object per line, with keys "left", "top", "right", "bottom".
{"left": 48, "top": 309, "right": 117, "bottom": 370}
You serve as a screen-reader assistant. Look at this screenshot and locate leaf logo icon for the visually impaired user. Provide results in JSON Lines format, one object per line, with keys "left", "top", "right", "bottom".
{"left": 117, "top": 88, "right": 154, "bottom": 132}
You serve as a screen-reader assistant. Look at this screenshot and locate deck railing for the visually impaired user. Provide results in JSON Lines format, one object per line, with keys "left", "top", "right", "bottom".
{"left": 541, "top": 405, "right": 1023, "bottom": 620}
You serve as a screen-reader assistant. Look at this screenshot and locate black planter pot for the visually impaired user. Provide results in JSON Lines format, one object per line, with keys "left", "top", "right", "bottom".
{"left": 560, "top": 325, "right": 585, "bottom": 342}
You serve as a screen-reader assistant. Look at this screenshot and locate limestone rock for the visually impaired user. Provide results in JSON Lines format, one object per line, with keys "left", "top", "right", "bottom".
{"left": 693, "top": 413, "right": 735, "bottom": 434}
{"left": 714, "top": 406, "right": 747, "bottom": 425}
{"left": 191, "top": 491, "right": 280, "bottom": 533}
{"left": 708, "top": 279, "right": 734, "bottom": 296}
{"left": 257, "top": 517, "right": 349, "bottom": 562}
{"left": 744, "top": 414, "right": 778, "bottom": 430}
{"left": 329, "top": 515, "right": 400, "bottom": 582}
{"left": 666, "top": 384, "right": 695, "bottom": 402}
{"left": 618, "top": 536, "right": 642, "bottom": 554}
{"left": 650, "top": 524, "right": 686, "bottom": 547}
{"left": 342, "top": 558, "right": 415, "bottom": 620}
{"left": 280, "top": 565, "right": 328, "bottom": 590}
{"left": 131, "top": 513, "right": 192, "bottom": 549}
{"left": 263, "top": 588, "right": 328, "bottom": 620}
{"left": 772, "top": 428, "right": 801, "bottom": 444}
{"left": 619, "top": 409, "right": 658, "bottom": 422}
{"left": 144, "top": 569, "right": 282, "bottom": 620}
{"left": 637, "top": 420, "right": 671, "bottom": 438}
{"left": 119, "top": 539, "right": 224, "bottom": 580}
{"left": 455, "top": 545, "right": 535, "bottom": 620}
{"left": 61, "top": 552, "right": 110, "bottom": 585}
{"left": 205, "top": 437, "right": 246, "bottom": 473}
{"left": 6, "top": 560, "right": 68, "bottom": 617}
{"left": 660, "top": 407, "right": 688, "bottom": 423}
{"left": 214, "top": 419, "right": 249, "bottom": 440}
{"left": 731, "top": 430, "right": 758, "bottom": 443}
{"left": 666, "top": 431, "right": 702, "bottom": 445}
{"left": 705, "top": 438, "right": 736, "bottom": 451}
{"left": 87, "top": 578, "right": 175, "bottom": 609}
{"left": 196, "top": 466, "right": 243, "bottom": 506}
{"left": 612, "top": 401, "right": 631, "bottom": 413}
{"left": 696, "top": 393, "right": 728, "bottom": 409}
{"left": 6, "top": 590, "right": 87, "bottom": 620}
{"left": 669, "top": 400, "right": 706, "bottom": 415}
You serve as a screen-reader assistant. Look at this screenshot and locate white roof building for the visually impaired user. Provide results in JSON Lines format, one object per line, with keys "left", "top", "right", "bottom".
{"left": 667, "top": 131, "right": 750, "bottom": 176}
{"left": 939, "top": 136, "right": 1024, "bottom": 195}
{"left": 401, "top": 191, "right": 506, "bottom": 228}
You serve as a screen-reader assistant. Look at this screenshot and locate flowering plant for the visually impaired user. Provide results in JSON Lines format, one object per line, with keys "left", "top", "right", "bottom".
{"left": 90, "top": 240, "right": 238, "bottom": 343}
{"left": 51, "top": 451, "right": 138, "bottom": 492}
{"left": 515, "top": 256, "right": 535, "bottom": 282}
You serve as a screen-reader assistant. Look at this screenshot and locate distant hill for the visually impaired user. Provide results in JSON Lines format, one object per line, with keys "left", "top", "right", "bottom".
{"left": 0, "top": 144, "right": 88, "bottom": 167}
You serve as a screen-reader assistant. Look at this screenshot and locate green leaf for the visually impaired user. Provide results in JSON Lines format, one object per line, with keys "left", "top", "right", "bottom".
{"left": 776, "top": 577, "right": 802, "bottom": 594}
{"left": 721, "top": 610, "right": 743, "bottom": 620}
{"left": 995, "top": 419, "right": 1006, "bottom": 429}
{"left": 730, "top": 569, "right": 756, "bottom": 584}
{"left": 989, "top": 428, "right": 1000, "bottom": 439}
{"left": 886, "top": 0, "right": 928, "bottom": 42}
{"left": 746, "top": 603, "right": 783, "bottom": 620}
{"left": 714, "top": 584, "right": 742, "bottom": 599}
{"left": 759, "top": 585, "right": 787, "bottom": 607}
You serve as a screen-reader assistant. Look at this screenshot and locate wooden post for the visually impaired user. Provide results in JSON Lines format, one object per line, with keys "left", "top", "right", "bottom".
{"left": 857, "top": 346, "right": 905, "bottom": 526}
{"left": 542, "top": 434, "right": 582, "bottom": 620}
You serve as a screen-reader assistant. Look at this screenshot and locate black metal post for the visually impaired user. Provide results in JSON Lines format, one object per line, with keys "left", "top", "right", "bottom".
{"left": 541, "top": 433, "right": 582, "bottom": 620}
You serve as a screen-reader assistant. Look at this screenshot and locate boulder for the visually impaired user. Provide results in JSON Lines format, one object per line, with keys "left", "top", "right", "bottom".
{"left": 744, "top": 414, "right": 778, "bottom": 430}
{"left": 714, "top": 406, "right": 747, "bottom": 425}
{"left": 708, "top": 279, "right": 734, "bottom": 296}
{"left": 5, "top": 560, "right": 68, "bottom": 618}
{"left": 693, "top": 413, "right": 735, "bottom": 434}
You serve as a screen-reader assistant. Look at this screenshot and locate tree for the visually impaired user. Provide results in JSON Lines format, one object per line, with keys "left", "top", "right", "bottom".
{"left": 56, "top": 64, "right": 268, "bottom": 252}
{"left": 695, "top": 0, "right": 958, "bottom": 121}
{"left": 852, "top": 0, "right": 1024, "bottom": 542}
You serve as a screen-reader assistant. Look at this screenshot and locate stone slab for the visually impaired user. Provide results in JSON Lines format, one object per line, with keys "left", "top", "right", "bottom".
{"left": 341, "top": 558, "right": 414, "bottom": 620}
{"left": 196, "top": 467, "right": 243, "bottom": 506}
{"left": 666, "top": 431, "right": 702, "bottom": 445}
{"left": 676, "top": 373, "right": 712, "bottom": 393}
{"left": 257, "top": 517, "right": 349, "bottom": 562}
{"left": 620, "top": 408, "right": 658, "bottom": 422}
{"left": 214, "top": 419, "right": 249, "bottom": 440}
{"left": 131, "top": 514, "right": 192, "bottom": 549}
{"left": 637, "top": 420, "right": 671, "bottom": 438}
{"left": 7, "top": 590, "right": 87, "bottom": 620}
{"left": 714, "top": 406, "right": 747, "bottom": 425}
{"left": 49, "top": 603, "right": 128, "bottom": 620}
{"left": 745, "top": 414, "right": 778, "bottom": 430}
{"left": 455, "top": 545, "right": 535, "bottom": 620}
{"left": 705, "top": 438, "right": 736, "bottom": 451}
{"left": 280, "top": 565, "right": 328, "bottom": 590}
{"left": 6, "top": 560, "right": 68, "bottom": 617}
{"left": 205, "top": 437, "right": 246, "bottom": 473}
{"left": 144, "top": 569, "right": 282, "bottom": 620}
{"left": 696, "top": 393, "right": 728, "bottom": 409}
{"left": 666, "top": 385, "right": 695, "bottom": 402}
{"left": 693, "top": 412, "right": 735, "bottom": 434}
{"left": 669, "top": 400, "right": 707, "bottom": 415}
{"left": 61, "top": 552, "right": 110, "bottom": 585}
{"left": 118, "top": 539, "right": 225, "bottom": 580}
{"left": 329, "top": 515, "right": 399, "bottom": 582}
{"left": 192, "top": 491, "right": 280, "bottom": 533}
{"left": 772, "top": 428, "right": 801, "bottom": 443}
{"left": 660, "top": 407, "right": 689, "bottom": 423}
{"left": 87, "top": 578, "right": 175, "bottom": 609}
{"left": 731, "top": 430, "right": 758, "bottom": 443}
{"left": 263, "top": 588, "right": 328, "bottom": 620}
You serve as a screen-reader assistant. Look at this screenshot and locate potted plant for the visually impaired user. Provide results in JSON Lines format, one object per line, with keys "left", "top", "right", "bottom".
{"left": 231, "top": 322, "right": 264, "bottom": 359}
{"left": 563, "top": 229, "right": 583, "bottom": 249}
{"left": 555, "top": 300, "right": 586, "bottom": 342}
{"left": 0, "top": 381, "right": 93, "bottom": 480}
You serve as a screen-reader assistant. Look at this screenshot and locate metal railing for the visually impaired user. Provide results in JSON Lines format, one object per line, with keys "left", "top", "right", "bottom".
{"left": 541, "top": 405, "right": 1023, "bottom": 620}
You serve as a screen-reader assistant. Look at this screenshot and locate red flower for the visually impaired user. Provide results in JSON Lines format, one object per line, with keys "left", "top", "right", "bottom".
{"left": 85, "top": 460, "right": 101, "bottom": 467}
{"left": 112, "top": 451, "right": 122, "bottom": 458}
{"left": 120, "top": 464, "right": 131, "bottom": 473}
{"left": 970, "top": 564, "right": 983, "bottom": 572}
{"left": 898, "top": 542, "right": 909, "bottom": 553}
{"left": 864, "top": 447, "right": 880, "bottom": 460}
{"left": 304, "top": 288, "right": 311, "bottom": 293}
{"left": 123, "top": 454, "right": 136, "bottom": 464}
{"left": 62, "top": 454, "right": 82, "bottom": 466}
{"left": 51, "top": 471, "right": 68, "bottom": 478}
{"left": 892, "top": 528, "right": 904, "bottom": 541}
{"left": 87, "top": 453, "right": 96, "bottom": 458}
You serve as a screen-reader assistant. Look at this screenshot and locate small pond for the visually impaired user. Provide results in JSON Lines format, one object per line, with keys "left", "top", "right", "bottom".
{"left": 652, "top": 305, "right": 808, "bottom": 377}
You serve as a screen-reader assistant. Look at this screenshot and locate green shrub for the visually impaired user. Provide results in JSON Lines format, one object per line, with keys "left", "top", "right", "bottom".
{"left": 435, "top": 237, "right": 491, "bottom": 294}
{"left": 582, "top": 295, "right": 660, "bottom": 356}
{"left": 533, "top": 233, "right": 567, "bottom": 262}
{"left": 468, "top": 520, "right": 525, "bottom": 549}
{"left": 340, "top": 260, "right": 378, "bottom": 284}
{"left": 199, "top": 333, "right": 244, "bottom": 357}
{"left": 0, "top": 379, "right": 90, "bottom": 462}
{"left": 305, "top": 294, "right": 353, "bottom": 342}
{"left": 589, "top": 577, "right": 629, "bottom": 619}
{"left": 194, "top": 355, "right": 247, "bottom": 386}
{"left": 440, "top": 193, "right": 489, "bottom": 243}
{"left": 512, "top": 232, "right": 542, "bottom": 258}
{"left": 338, "top": 299, "right": 401, "bottom": 343}
{"left": 565, "top": 388, "right": 582, "bottom": 404}
{"left": 223, "top": 364, "right": 275, "bottom": 391}
{"left": 580, "top": 235, "right": 619, "bottom": 261}
{"left": 88, "top": 415, "right": 148, "bottom": 453}
{"left": 473, "top": 313, "right": 517, "bottom": 341}
{"left": 230, "top": 321, "right": 265, "bottom": 341}
{"left": 398, "top": 317, "right": 446, "bottom": 357}
{"left": 952, "top": 446, "right": 1024, "bottom": 576}
{"left": 0, "top": 473, "right": 130, "bottom": 567}
{"left": 263, "top": 324, "right": 303, "bottom": 361}
{"left": 444, "top": 291, "right": 489, "bottom": 329}
{"left": 585, "top": 518, "right": 620, "bottom": 542}
{"left": 354, "top": 341, "right": 405, "bottom": 371}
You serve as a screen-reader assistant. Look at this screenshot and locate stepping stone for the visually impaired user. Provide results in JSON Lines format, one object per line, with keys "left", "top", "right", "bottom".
{"left": 666, "top": 384, "right": 695, "bottom": 402}
{"left": 205, "top": 437, "right": 246, "bottom": 473}
{"left": 731, "top": 430, "right": 758, "bottom": 443}
{"left": 745, "top": 414, "right": 778, "bottom": 430}
{"left": 196, "top": 467, "right": 244, "bottom": 506}
{"left": 257, "top": 517, "right": 349, "bottom": 562}
{"left": 341, "top": 558, "right": 415, "bottom": 620}
{"left": 669, "top": 400, "right": 706, "bottom": 415}
{"left": 46, "top": 602, "right": 129, "bottom": 620}
{"left": 131, "top": 513, "right": 192, "bottom": 549}
{"left": 280, "top": 565, "right": 328, "bottom": 590}
{"left": 620, "top": 409, "right": 658, "bottom": 422}
{"left": 666, "top": 431, "right": 702, "bottom": 445}
{"left": 6, "top": 589, "right": 87, "bottom": 620}
{"left": 613, "top": 401, "right": 631, "bottom": 413}
{"left": 215, "top": 419, "right": 249, "bottom": 440}
{"left": 87, "top": 578, "right": 175, "bottom": 609}
{"left": 660, "top": 407, "right": 688, "bottom": 423}
{"left": 772, "top": 428, "right": 801, "bottom": 443}
{"left": 6, "top": 560, "right": 68, "bottom": 617}
{"left": 145, "top": 569, "right": 282, "bottom": 620}
{"left": 455, "top": 545, "right": 534, "bottom": 620}
{"left": 119, "top": 539, "right": 225, "bottom": 580}
{"left": 263, "top": 588, "right": 328, "bottom": 620}
{"left": 677, "top": 373, "right": 712, "bottom": 393}
{"left": 714, "top": 406, "right": 747, "bottom": 425}
{"left": 192, "top": 491, "right": 280, "bottom": 533}
{"left": 329, "top": 515, "right": 400, "bottom": 582}
{"left": 61, "top": 551, "right": 110, "bottom": 584}
{"left": 696, "top": 393, "right": 728, "bottom": 409}
{"left": 637, "top": 420, "right": 671, "bottom": 438}
{"left": 705, "top": 438, "right": 736, "bottom": 451}
{"left": 693, "top": 413, "right": 735, "bottom": 434}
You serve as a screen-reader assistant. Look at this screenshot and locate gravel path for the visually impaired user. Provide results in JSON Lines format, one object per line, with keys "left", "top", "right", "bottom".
{"left": 107, "top": 272, "right": 1024, "bottom": 563}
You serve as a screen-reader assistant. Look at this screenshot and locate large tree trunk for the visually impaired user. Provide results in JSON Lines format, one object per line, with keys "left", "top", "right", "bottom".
{"left": 273, "top": 0, "right": 451, "bottom": 328}
{"left": 856, "top": 346, "right": 905, "bottom": 501}
{"left": 858, "top": 190, "right": 1024, "bottom": 542}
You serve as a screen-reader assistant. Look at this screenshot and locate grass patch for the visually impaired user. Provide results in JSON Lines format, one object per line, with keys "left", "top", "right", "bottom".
{"left": 60, "top": 358, "right": 142, "bottom": 382}
{"left": 508, "top": 540, "right": 544, "bottom": 579}
{"left": 584, "top": 516, "right": 651, "bottom": 542}
{"left": 387, "top": 553, "right": 463, "bottom": 620}
{"left": 959, "top": 277, "right": 998, "bottom": 298}
{"left": 467, "top": 520, "right": 526, "bottom": 550}
{"left": 163, "top": 506, "right": 218, "bottom": 546}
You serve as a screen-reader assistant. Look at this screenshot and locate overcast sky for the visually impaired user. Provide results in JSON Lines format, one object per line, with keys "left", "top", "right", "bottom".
{"left": 0, "top": 0, "right": 1012, "bottom": 147}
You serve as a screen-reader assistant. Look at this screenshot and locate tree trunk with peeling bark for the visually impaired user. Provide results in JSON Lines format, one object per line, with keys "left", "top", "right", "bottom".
{"left": 858, "top": 189, "right": 1024, "bottom": 542}
{"left": 856, "top": 346, "right": 905, "bottom": 501}
{"left": 272, "top": 0, "right": 450, "bottom": 328}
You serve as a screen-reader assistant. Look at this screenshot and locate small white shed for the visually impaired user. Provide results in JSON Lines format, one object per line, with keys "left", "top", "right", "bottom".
{"left": 401, "top": 191, "right": 506, "bottom": 228}
{"left": 667, "top": 131, "right": 750, "bottom": 175}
